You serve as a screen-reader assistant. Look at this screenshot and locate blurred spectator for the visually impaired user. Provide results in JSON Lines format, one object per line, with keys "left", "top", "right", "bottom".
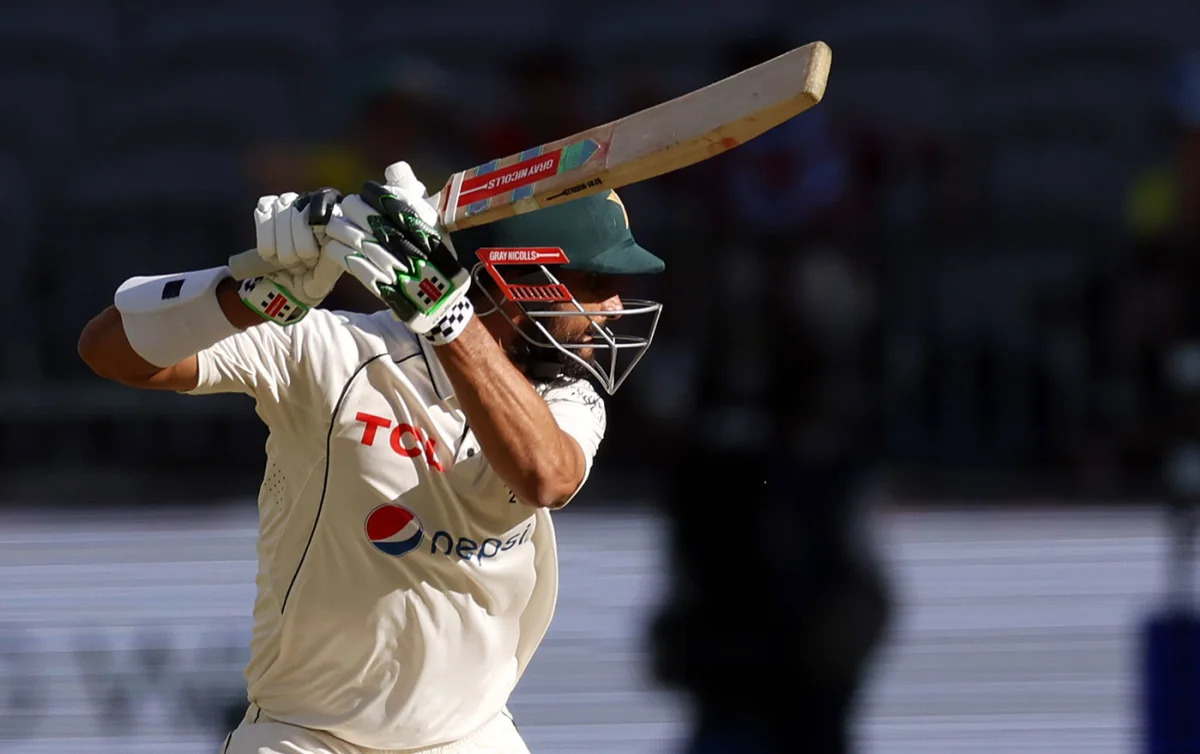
{"left": 242, "top": 54, "right": 478, "bottom": 313}
{"left": 651, "top": 35, "right": 891, "bottom": 754}
{"left": 1118, "top": 49, "right": 1200, "bottom": 474}
{"left": 652, "top": 234, "right": 891, "bottom": 754}
{"left": 1126, "top": 50, "right": 1200, "bottom": 246}
{"left": 244, "top": 53, "right": 473, "bottom": 196}
{"left": 477, "top": 45, "right": 590, "bottom": 160}
{"left": 708, "top": 35, "right": 856, "bottom": 242}
{"left": 718, "top": 105, "right": 850, "bottom": 236}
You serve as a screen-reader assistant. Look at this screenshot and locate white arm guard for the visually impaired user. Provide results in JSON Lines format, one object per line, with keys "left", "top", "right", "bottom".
{"left": 114, "top": 265, "right": 241, "bottom": 368}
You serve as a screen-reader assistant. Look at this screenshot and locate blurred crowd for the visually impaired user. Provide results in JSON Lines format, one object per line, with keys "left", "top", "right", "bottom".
{"left": 2, "top": 0, "right": 1199, "bottom": 501}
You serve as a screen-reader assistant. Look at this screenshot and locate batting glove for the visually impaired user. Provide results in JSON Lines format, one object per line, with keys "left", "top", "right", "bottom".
{"left": 240, "top": 188, "right": 345, "bottom": 325}
{"left": 325, "top": 162, "right": 473, "bottom": 343}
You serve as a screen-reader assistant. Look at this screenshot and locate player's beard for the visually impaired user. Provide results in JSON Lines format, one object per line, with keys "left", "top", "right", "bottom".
{"left": 508, "top": 315, "right": 598, "bottom": 384}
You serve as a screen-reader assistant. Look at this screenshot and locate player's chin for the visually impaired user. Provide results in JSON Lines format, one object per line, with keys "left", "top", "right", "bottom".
{"left": 559, "top": 352, "right": 598, "bottom": 381}
{"left": 570, "top": 333, "right": 598, "bottom": 359}
{"left": 551, "top": 340, "right": 595, "bottom": 367}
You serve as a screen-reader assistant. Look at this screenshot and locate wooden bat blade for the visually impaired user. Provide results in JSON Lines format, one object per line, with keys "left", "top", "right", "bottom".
{"left": 437, "top": 40, "right": 832, "bottom": 231}
{"left": 227, "top": 41, "right": 831, "bottom": 281}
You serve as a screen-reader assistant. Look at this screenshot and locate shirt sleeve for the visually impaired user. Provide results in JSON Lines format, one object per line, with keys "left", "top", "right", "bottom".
{"left": 183, "top": 309, "right": 352, "bottom": 430}
{"left": 541, "top": 379, "right": 607, "bottom": 500}
{"left": 185, "top": 322, "right": 297, "bottom": 402}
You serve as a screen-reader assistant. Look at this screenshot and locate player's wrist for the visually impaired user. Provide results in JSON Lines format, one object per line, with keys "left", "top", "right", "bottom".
{"left": 423, "top": 297, "right": 475, "bottom": 346}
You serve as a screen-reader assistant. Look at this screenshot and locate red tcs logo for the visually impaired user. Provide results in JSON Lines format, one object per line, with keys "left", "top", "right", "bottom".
{"left": 354, "top": 412, "right": 444, "bottom": 472}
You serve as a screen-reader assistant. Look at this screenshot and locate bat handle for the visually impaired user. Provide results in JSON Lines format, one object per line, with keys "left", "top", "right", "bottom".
{"left": 228, "top": 248, "right": 279, "bottom": 281}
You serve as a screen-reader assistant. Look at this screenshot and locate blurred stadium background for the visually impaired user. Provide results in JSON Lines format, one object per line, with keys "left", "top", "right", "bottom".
{"left": 2, "top": 0, "right": 1199, "bottom": 751}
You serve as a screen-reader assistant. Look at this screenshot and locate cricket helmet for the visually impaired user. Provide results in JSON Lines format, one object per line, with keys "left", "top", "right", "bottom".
{"left": 447, "top": 189, "right": 664, "bottom": 394}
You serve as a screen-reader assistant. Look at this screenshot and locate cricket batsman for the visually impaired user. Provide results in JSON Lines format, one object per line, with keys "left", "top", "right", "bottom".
{"left": 77, "top": 161, "right": 665, "bottom": 753}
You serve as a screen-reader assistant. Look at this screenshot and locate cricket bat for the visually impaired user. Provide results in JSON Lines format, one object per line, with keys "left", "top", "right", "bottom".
{"left": 228, "top": 40, "right": 832, "bottom": 281}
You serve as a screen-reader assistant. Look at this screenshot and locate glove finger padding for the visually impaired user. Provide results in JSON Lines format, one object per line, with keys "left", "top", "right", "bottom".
{"left": 362, "top": 182, "right": 462, "bottom": 277}
{"left": 325, "top": 214, "right": 403, "bottom": 274}
{"left": 325, "top": 237, "right": 393, "bottom": 296}
{"left": 335, "top": 195, "right": 383, "bottom": 245}
{"left": 361, "top": 181, "right": 441, "bottom": 256}
{"left": 244, "top": 188, "right": 349, "bottom": 320}
{"left": 288, "top": 195, "right": 320, "bottom": 265}
{"left": 254, "top": 195, "right": 281, "bottom": 263}
{"left": 272, "top": 193, "right": 301, "bottom": 268}
{"left": 332, "top": 197, "right": 429, "bottom": 281}
{"left": 364, "top": 188, "right": 467, "bottom": 315}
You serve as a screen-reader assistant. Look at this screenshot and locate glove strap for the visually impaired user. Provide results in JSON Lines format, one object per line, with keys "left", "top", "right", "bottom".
{"left": 423, "top": 298, "right": 475, "bottom": 346}
{"left": 238, "top": 276, "right": 310, "bottom": 326}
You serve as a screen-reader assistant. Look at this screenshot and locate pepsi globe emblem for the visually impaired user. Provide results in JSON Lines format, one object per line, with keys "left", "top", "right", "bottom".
{"left": 365, "top": 504, "right": 424, "bottom": 556}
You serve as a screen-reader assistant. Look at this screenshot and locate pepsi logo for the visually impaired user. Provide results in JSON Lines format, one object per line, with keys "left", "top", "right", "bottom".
{"left": 364, "top": 504, "right": 424, "bottom": 557}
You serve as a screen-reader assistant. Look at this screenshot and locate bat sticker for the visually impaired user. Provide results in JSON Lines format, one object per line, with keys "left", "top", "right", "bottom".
{"left": 456, "top": 139, "right": 604, "bottom": 211}
{"left": 546, "top": 177, "right": 604, "bottom": 201}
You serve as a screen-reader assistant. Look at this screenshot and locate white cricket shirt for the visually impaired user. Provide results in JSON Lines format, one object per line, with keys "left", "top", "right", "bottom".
{"left": 184, "top": 307, "right": 606, "bottom": 749}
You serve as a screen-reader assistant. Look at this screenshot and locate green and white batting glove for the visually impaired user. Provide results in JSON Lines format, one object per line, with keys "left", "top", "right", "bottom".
{"left": 325, "top": 162, "right": 473, "bottom": 343}
{"left": 239, "top": 188, "right": 345, "bottom": 325}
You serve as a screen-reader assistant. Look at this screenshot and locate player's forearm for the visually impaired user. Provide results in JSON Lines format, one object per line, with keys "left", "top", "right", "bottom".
{"left": 79, "top": 277, "right": 261, "bottom": 385}
{"left": 434, "top": 319, "right": 585, "bottom": 509}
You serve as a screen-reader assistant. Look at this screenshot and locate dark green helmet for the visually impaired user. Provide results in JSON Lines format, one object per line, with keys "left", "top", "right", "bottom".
{"left": 448, "top": 189, "right": 665, "bottom": 274}
{"left": 446, "top": 189, "right": 664, "bottom": 395}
